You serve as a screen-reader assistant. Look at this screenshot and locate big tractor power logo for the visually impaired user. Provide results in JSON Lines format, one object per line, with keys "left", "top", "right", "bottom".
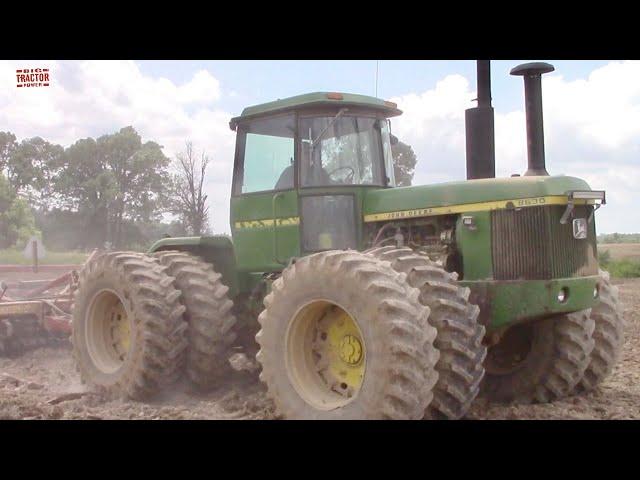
{"left": 16, "top": 68, "right": 50, "bottom": 88}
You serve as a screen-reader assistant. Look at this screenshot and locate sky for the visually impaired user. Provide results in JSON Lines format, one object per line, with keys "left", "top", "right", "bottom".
{"left": 1, "top": 60, "right": 638, "bottom": 235}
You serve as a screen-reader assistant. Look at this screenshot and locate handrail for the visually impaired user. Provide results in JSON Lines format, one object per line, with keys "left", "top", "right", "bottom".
{"left": 272, "top": 192, "right": 286, "bottom": 264}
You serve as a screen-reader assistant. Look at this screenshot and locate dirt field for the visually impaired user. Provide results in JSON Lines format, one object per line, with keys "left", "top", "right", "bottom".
{"left": 0, "top": 275, "right": 638, "bottom": 420}
{"left": 599, "top": 243, "right": 640, "bottom": 261}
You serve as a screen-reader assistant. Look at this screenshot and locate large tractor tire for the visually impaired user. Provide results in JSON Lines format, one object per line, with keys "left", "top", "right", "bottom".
{"left": 366, "top": 247, "right": 486, "bottom": 419}
{"left": 573, "top": 269, "right": 625, "bottom": 394}
{"left": 481, "top": 310, "right": 595, "bottom": 403}
{"left": 255, "top": 250, "right": 439, "bottom": 420}
{"left": 153, "top": 251, "right": 237, "bottom": 390}
{"left": 72, "top": 252, "right": 187, "bottom": 400}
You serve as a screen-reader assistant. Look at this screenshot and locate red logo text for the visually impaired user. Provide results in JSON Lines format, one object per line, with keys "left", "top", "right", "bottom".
{"left": 16, "top": 68, "right": 50, "bottom": 88}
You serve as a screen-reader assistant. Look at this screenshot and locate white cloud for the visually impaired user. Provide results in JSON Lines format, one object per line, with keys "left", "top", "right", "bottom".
{"left": 390, "top": 61, "right": 640, "bottom": 233}
{"left": 389, "top": 75, "right": 472, "bottom": 182}
{"left": 177, "top": 70, "right": 221, "bottom": 105}
{"left": 0, "top": 60, "right": 235, "bottom": 233}
{"left": 544, "top": 61, "right": 640, "bottom": 150}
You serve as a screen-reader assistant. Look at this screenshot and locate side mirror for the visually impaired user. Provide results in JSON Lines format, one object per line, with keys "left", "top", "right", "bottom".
{"left": 390, "top": 133, "right": 399, "bottom": 146}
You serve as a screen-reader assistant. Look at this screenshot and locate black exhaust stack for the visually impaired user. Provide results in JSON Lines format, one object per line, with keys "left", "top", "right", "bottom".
{"left": 510, "top": 62, "right": 555, "bottom": 176}
{"left": 465, "top": 60, "right": 496, "bottom": 180}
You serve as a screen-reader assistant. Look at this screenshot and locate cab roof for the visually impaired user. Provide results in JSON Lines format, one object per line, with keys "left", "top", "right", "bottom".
{"left": 229, "top": 92, "right": 402, "bottom": 130}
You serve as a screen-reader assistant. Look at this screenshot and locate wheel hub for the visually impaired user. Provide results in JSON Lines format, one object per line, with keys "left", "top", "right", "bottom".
{"left": 339, "top": 334, "right": 363, "bottom": 365}
{"left": 286, "top": 300, "right": 366, "bottom": 410}
{"left": 107, "top": 301, "right": 130, "bottom": 358}
{"left": 85, "top": 289, "right": 132, "bottom": 374}
{"left": 314, "top": 306, "right": 365, "bottom": 396}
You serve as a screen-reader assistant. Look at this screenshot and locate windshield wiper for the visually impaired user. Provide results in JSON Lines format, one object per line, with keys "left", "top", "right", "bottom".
{"left": 311, "top": 108, "right": 348, "bottom": 148}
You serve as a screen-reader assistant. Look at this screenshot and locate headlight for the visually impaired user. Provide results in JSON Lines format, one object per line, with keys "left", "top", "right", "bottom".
{"left": 568, "top": 190, "right": 606, "bottom": 202}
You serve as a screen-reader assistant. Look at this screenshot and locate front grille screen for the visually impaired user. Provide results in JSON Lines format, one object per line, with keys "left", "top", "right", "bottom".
{"left": 491, "top": 205, "right": 598, "bottom": 280}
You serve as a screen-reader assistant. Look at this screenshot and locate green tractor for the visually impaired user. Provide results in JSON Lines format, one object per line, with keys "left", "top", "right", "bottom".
{"left": 72, "top": 61, "right": 624, "bottom": 419}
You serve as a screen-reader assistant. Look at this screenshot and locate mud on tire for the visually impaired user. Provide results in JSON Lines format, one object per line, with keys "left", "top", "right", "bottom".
{"left": 153, "top": 251, "right": 237, "bottom": 390}
{"left": 573, "top": 269, "right": 625, "bottom": 394}
{"left": 255, "top": 250, "right": 439, "bottom": 420}
{"left": 482, "top": 310, "right": 595, "bottom": 403}
{"left": 72, "top": 252, "right": 187, "bottom": 400}
{"left": 366, "top": 247, "right": 486, "bottom": 419}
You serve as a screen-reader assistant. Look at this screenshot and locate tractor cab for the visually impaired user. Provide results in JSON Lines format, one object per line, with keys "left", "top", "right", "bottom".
{"left": 228, "top": 92, "right": 402, "bottom": 273}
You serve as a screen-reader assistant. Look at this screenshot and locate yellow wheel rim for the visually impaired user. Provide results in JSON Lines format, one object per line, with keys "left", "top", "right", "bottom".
{"left": 285, "top": 300, "right": 366, "bottom": 410}
{"left": 85, "top": 289, "right": 132, "bottom": 374}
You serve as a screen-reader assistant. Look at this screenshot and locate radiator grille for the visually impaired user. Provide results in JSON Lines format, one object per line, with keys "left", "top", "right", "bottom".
{"left": 491, "top": 205, "right": 598, "bottom": 280}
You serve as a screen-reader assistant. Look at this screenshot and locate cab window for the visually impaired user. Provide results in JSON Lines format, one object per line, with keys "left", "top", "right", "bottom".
{"left": 299, "top": 115, "right": 386, "bottom": 188}
{"left": 233, "top": 114, "right": 295, "bottom": 194}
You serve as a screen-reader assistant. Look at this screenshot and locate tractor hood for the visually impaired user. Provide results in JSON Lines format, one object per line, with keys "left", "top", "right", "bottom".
{"left": 363, "top": 175, "right": 594, "bottom": 222}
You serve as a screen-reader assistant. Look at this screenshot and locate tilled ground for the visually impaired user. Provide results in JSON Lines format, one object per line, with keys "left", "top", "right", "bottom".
{"left": 0, "top": 349, "right": 275, "bottom": 420}
{"left": 0, "top": 278, "right": 637, "bottom": 420}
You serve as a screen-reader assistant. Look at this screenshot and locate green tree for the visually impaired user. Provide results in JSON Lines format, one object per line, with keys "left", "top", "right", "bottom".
{"left": 5, "top": 136, "right": 64, "bottom": 209}
{"left": 0, "top": 173, "right": 38, "bottom": 248}
{"left": 98, "top": 127, "right": 171, "bottom": 247}
{"left": 0, "top": 131, "right": 17, "bottom": 172}
{"left": 55, "top": 137, "right": 117, "bottom": 248}
{"left": 2, "top": 128, "right": 174, "bottom": 249}
{"left": 391, "top": 140, "right": 417, "bottom": 187}
{"left": 53, "top": 127, "right": 172, "bottom": 248}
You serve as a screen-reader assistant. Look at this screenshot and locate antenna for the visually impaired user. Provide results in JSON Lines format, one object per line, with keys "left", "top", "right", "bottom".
{"left": 375, "top": 60, "right": 379, "bottom": 97}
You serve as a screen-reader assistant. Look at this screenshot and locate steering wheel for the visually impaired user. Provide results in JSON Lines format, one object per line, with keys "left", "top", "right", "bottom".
{"left": 327, "top": 166, "right": 355, "bottom": 184}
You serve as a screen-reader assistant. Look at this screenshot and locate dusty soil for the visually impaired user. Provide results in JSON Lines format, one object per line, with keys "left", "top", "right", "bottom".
{"left": 0, "top": 349, "right": 275, "bottom": 420}
{"left": 0, "top": 276, "right": 638, "bottom": 420}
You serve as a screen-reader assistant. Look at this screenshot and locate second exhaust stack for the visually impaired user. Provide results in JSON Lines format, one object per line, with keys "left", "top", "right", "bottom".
{"left": 510, "top": 62, "right": 555, "bottom": 176}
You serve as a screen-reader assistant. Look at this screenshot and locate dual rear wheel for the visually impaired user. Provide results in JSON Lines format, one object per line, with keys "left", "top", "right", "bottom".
{"left": 72, "top": 250, "right": 236, "bottom": 399}
{"left": 72, "top": 252, "right": 188, "bottom": 399}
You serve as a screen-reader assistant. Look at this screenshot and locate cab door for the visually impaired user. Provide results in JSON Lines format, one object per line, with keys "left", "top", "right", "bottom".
{"left": 230, "top": 113, "right": 300, "bottom": 272}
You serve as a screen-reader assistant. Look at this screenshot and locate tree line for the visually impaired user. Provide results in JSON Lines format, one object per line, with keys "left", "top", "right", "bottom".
{"left": 598, "top": 233, "right": 640, "bottom": 244}
{"left": 0, "top": 127, "right": 211, "bottom": 250}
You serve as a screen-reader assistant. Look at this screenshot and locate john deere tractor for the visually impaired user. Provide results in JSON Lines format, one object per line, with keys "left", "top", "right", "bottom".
{"left": 72, "top": 61, "right": 624, "bottom": 419}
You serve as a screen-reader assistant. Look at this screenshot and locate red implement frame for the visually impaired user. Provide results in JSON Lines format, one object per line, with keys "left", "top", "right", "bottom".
{"left": 0, "top": 249, "right": 99, "bottom": 337}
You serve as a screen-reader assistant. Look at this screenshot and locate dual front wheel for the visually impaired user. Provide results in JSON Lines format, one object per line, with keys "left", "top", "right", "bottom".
{"left": 482, "top": 269, "right": 624, "bottom": 403}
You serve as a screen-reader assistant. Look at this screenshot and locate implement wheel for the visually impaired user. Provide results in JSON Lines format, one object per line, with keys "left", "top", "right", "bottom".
{"left": 72, "top": 252, "right": 187, "bottom": 399}
{"left": 255, "top": 250, "right": 439, "bottom": 419}
{"left": 481, "top": 310, "right": 594, "bottom": 403}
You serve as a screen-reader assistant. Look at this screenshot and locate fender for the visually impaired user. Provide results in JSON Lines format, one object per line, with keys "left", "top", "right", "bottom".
{"left": 148, "top": 235, "right": 238, "bottom": 296}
